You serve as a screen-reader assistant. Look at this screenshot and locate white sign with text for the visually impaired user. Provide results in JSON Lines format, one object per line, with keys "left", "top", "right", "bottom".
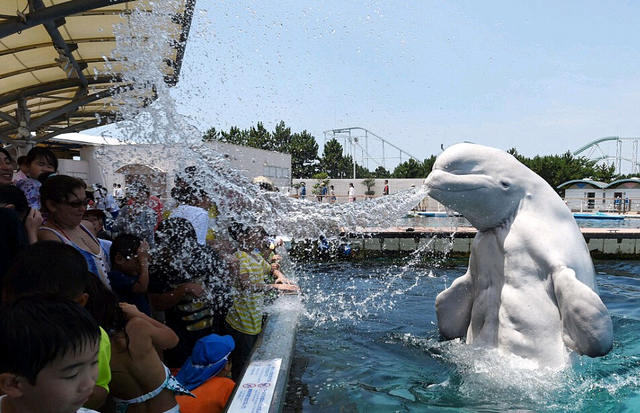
{"left": 227, "top": 358, "right": 282, "bottom": 413}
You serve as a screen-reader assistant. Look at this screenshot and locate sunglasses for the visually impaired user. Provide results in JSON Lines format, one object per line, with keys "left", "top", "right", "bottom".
{"left": 61, "top": 198, "right": 91, "bottom": 208}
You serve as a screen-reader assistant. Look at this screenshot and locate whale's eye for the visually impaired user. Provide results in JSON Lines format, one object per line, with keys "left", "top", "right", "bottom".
{"left": 500, "top": 181, "right": 510, "bottom": 189}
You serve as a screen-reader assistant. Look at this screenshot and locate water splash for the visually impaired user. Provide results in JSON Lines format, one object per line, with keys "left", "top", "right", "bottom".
{"left": 93, "top": 0, "right": 429, "bottom": 244}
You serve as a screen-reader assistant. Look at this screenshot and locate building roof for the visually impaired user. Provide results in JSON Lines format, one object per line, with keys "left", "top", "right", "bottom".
{"left": 606, "top": 178, "right": 640, "bottom": 189}
{"left": 557, "top": 179, "right": 608, "bottom": 190}
{"left": 0, "top": 0, "right": 195, "bottom": 146}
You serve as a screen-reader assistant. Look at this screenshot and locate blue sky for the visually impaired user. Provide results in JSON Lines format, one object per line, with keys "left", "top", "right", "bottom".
{"left": 163, "top": 1, "right": 640, "bottom": 166}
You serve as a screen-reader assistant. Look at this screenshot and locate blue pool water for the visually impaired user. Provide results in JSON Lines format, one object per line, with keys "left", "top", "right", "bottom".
{"left": 290, "top": 260, "right": 640, "bottom": 412}
{"left": 397, "top": 214, "right": 640, "bottom": 229}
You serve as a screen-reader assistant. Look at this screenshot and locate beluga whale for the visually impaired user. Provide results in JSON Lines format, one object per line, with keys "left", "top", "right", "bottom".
{"left": 425, "top": 143, "right": 613, "bottom": 368}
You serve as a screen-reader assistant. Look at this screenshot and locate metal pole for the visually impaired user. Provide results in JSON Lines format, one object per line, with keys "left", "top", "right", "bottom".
{"left": 352, "top": 137, "right": 356, "bottom": 179}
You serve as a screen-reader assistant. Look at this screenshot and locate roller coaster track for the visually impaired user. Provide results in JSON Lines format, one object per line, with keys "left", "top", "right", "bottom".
{"left": 322, "top": 127, "right": 421, "bottom": 178}
{"left": 574, "top": 136, "right": 640, "bottom": 175}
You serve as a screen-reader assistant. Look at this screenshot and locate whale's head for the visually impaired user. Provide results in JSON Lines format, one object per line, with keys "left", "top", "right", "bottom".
{"left": 425, "top": 143, "right": 533, "bottom": 230}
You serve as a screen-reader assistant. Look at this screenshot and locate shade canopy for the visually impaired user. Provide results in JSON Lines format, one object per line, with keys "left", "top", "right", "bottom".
{"left": 0, "top": 0, "right": 195, "bottom": 147}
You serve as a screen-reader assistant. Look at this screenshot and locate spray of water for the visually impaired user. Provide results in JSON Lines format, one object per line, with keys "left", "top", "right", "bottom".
{"left": 94, "top": 1, "right": 428, "bottom": 242}
{"left": 86, "top": 4, "right": 640, "bottom": 411}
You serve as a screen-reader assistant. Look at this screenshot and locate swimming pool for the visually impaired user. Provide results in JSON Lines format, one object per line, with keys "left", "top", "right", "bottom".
{"left": 397, "top": 214, "right": 640, "bottom": 229}
{"left": 287, "top": 259, "right": 640, "bottom": 412}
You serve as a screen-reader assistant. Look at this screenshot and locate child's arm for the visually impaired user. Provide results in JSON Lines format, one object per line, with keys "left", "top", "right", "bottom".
{"left": 272, "top": 268, "right": 295, "bottom": 285}
{"left": 23, "top": 208, "right": 42, "bottom": 244}
{"left": 120, "top": 303, "right": 178, "bottom": 350}
{"left": 148, "top": 283, "right": 205, "bottom": 311}
{"left": 131, "top": 240, "right": 150, "bottom": 294}
{"left": 242, "top": 270, "right": 300, "bottom": 293}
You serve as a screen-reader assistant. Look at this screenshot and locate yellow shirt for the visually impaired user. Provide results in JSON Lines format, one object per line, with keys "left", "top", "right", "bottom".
{"left": 224, "top": 251, "right": 271, "bottom": 335}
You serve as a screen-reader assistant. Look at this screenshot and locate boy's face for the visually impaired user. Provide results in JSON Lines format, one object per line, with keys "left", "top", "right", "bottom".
{"left": 16, "top": 340, "right": 99, "bottom": 413}
{"left": 117, "top": 253, "right": 141, "bottom": 275}
{"left": 83, "top": 213, "right": 103, "bottom": 232}
{"left": 28, "top": 156, "right": 55, "bottom": 179}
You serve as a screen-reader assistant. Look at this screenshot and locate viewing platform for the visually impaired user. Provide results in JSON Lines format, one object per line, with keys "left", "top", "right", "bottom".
{"left": 341, "top": 226, "right": 640, "bottom": 258}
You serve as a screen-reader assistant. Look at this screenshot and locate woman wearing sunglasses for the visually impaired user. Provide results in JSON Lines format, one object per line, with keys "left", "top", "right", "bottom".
{"left": 38, "top": 174, "right": 111, "bottom": 289}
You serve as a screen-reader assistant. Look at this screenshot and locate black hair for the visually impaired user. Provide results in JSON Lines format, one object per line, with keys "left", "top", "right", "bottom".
{"left": 83, "top": 272, "right": 124, "bottom": 333}
{"left": 0, "top": 147, "right": 12, "bottom": 164}
{"left": 128, "top": 181, "right": 150, "bottom": 197}
{"left": 39, "top": 174, "right": 85, "bottom": 213}
{"left": 228, "top": 221, "right": 251, "bottom": 242}
{"left": 16, "top": 156, "right": 26, "bottom": 166}
{"left": 0, "top": 185, "right": 30, "bottom": 220}
{"left": 156, "top": 217, "right": 198, "bottom": 248}
{"left": 0, "top": 293, "right": 99, "bottom": 385}
{"left": 172, "top": 166, "right": 206, "bottom": 204}
{"left": 110, "top": 233, "right": 142, "bottom": 268}
{"left": 83, "top": 273, "right": 131, "bottom": 354}
{"left": 3, "top": 241, "right": 89, "bottom": 302}
{"left": 37, "top": 171, "right": 56, "bottom": 184}
{"left": 25, "top": 147, "right": 58, "bottom": 171}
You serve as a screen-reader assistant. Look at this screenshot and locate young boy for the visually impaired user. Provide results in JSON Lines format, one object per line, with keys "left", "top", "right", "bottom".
{"left": 108, "top": 233, "right": 151, "bottom": 316}
{"left": 2, "top": 242, "right": 111, "bottom": 410}
{"left": 0, "top": 293, "right": 101, "bottom": 413}
{"left": 14, "top": 147, "right": 58, "bottom": 210}
{"left": 24, "top": 147, "right": 58, "bottom": 181}
{"left": 83, "top": 208, "right": 112, "bottom": 241}
{"left": 175, "top": 334, "right": 236, "bottom": 413}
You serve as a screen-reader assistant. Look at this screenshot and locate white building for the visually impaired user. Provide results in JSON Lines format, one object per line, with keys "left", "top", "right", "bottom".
{"left": 558, "top": 178, "right": 640, "bottom": 212}
{"left": 46, "top": 134, "right": 292, "bottom": 198}
{"left": 557, "top": 180, "right": 607, "bottom": 212}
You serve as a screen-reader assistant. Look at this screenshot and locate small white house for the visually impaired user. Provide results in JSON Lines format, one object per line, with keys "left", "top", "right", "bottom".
{"left": 604, "top": 179, "right": 640, "bottom": 212}
{"left": 557, "top": 180, "right": 607, "bottom": 212}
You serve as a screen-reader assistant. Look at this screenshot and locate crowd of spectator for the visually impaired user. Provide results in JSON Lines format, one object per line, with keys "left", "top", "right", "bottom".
{"left": 0, "top": 146, "right": 299, "bottom": 413}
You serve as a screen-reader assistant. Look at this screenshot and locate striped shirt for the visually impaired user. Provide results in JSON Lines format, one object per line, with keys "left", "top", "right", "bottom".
{"left": 225, "top": 250, "right": 271, "bottom": 335}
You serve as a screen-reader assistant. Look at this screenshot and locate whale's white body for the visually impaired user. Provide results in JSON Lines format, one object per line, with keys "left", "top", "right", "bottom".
{"left": 425, "top": 143, "right": 613, "bottom": 368}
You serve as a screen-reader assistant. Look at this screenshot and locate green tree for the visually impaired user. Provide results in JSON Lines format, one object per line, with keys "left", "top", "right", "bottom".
{"left": 507, "top": 148, "right": 602, "bottom": 194}
{"left": 423, "top": 155, "right": 437, "bottom": 176}
{"left": 340, "top": 155, "right": 356, "bottom": 179}
{"left": 591, "top": 163, "right": 618, "bottom": 183}
{"left": 392, "top": 158, "right": 426, "bottom": 178}
{"left": 321, "top": 138, "right": 351, "bottom": 178}
{"left": 202, "top": 127, "right": 221, "bottom": 142}
{"left": 355, "top": 164, "right": 373, "bottom": 178}
{"left": 290, "top": 130, "right": 319, "bottom": 178}
{"left": 361, "top": 177, "right": 376, "bottom": 198}
{"left": 220, "top": 126, "right": 249, "bottom": 146}
{"left": 271, "top": 121, "right": 292, "bottom": 153}
{"left": 311, "top": 173, "right": 330, "bottom": 199}
{"left": 248, "top": 122, "right": 271, "bottom": 150}
{"left": 373, "top": 166, "right": 390, "bottom": 178}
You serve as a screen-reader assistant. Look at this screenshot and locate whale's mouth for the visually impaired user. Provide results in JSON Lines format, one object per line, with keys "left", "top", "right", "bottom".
{"left": 426, "top": 170, "right": 493, "bottom": 194}
{"left": 427, "top": 184, "right": 485, "bottom": 193}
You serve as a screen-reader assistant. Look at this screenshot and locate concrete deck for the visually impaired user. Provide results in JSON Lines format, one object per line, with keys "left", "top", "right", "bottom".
{"left": 342, "top": 226, "right": 640, "bottom": 258}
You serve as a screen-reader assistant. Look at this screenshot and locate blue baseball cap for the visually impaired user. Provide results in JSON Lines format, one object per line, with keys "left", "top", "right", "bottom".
{"left": 175, "top": 334, "right": 235, "bottom": 390}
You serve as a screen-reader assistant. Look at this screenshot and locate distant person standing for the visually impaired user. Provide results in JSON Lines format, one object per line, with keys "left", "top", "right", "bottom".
{"left": 321, "top": 183, "right": 328, "bottom": 202}
{"left": 299, "top": 182, "right": 306, "bottom": 199}
{"left": 348, "top": 183, "right": 355, "bottom": 202}
{"left": 383, "top": 180, "right": 390, "bottom": 196}
{"left": 330, "top": 185, "right": 336, "bottom": 203}
{"left": 115, "top": 183, "right": 124, "bottom": 200}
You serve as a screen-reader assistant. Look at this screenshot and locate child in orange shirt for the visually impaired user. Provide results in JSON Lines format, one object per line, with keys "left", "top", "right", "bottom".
{"left": 175, "top": 335, "right": 236, "bottom": 413}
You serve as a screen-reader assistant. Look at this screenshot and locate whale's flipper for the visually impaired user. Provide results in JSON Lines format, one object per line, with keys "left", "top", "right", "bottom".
{"left": 552, "top": 267, "right": 613, "bottom": 357}
{"left": 435, "top": 270, "right": 474, "bottom": 339}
